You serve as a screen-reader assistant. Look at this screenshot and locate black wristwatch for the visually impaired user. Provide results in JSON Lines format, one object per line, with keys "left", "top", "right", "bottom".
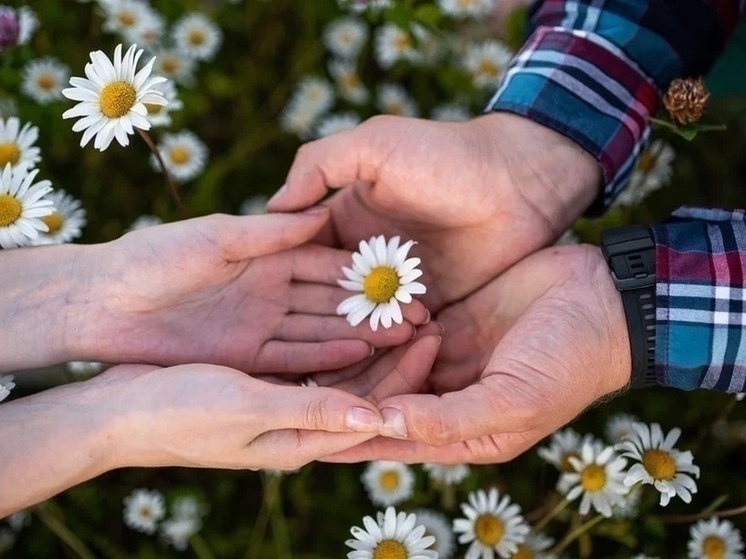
{"left": 600, "top": 225, "right": 657, "bottom": 388}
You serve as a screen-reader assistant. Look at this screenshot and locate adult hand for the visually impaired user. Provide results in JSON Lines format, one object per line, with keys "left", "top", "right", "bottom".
{"left": 0, "top": 332, "right": 441, "bottom": 515}
{"left": 267, "top": 113, "right": 601, "bottom": 309}
{"left": 324, "top": 244, "right": 632, "bottom": 464}
{"left": 69, "top": 210, "right": 427, "bottom": 373}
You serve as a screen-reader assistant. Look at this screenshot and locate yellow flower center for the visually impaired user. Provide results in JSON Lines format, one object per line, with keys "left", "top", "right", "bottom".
{"left": 642, "top": 449, "right": 676, "bottom": 481}
{"left": 341, "top": 73, "right": 361, "bottom": 90}
{"left": 394, "top": 34, "right": 411, "bottom": 52}
{"left": 512, "top": 544, "right": 533, "bottom": 559}
{"left": 702, "top": 536, "right": 726, "bottom": 559}
{"left": 580, "top": 464, "right": 606, "bottom": 492}
{"left": 36, "top": 73, "right": 56, "bottom": 91}
{"left": 0, "top": 142, "right": 20, "bottom": 166}
{"left": 42, "top": 212, "right": 64, "bottom": 234}
{"left": 477, "top": 60, "right": 500, "bottom": 79}
{"left": 364, "top": 266, "right": 400, "bottom": 304}
{"left": 145, "top": 103, "right": 163, "bottom": 115}
{"left": 169, "top": 147, "right": 190, "bottom": 165}
{"left": 379, "top": 470, "right": 400, "bottom": 492}
{"left": 559, "top": 452, "right": 580, "bottom": 473}
{"left": 161, "top": 57, "right": 180, "bottom": 75}
{"left": 474, "top": 514, "right": 504, "bottom": 547}
{"left": 118, "top": 11, "right": 136, "bottom": 27}
{"left": 99, "top": 81, "right": 137, "bottom": 119}
{"left": 373, "top": 539, "right": 407, "bottom": 559}
{"left": 188, "top": 29, "right": 205, "bottom": 46}
{"left": 139, "top": 507, "right": 152, "bottom": 519}
{"left": 637, "top": 150, "right": 657, "bottom": 173}
{"left": 0, "top": 194, "right": 21, "bottom": 226}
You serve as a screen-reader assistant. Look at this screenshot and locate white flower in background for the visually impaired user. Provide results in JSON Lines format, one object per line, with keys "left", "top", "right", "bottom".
{"left": 21, "top": 58, "right": 70, "bottom": 104}
{"left": 438, "top": 0, "right": 494, "bottom": 18}
{"left": 605, "top": 413, "right": 641, "bottom": 444}
{"left": 102, "top": 0, "right": 156, "bottom": 36}
{"left": 160, "top": 496, "right": 205, "bottom": 551}
{"left": 431, "top": 103, "right": 471, "bottom": 122}
{"left": 329, "top": 59, "right": 369, "bottom": 104}
{"left": 172, "top": 12, "right": 222, "bottom": 62}
{"left": 316, "top": 112, "right": 360, "bottom": 138}
{"left": 66, "top": 361, "right": 105, "bottom": 377}
{"left": 454, "top": 487, "right": 529, "bottom": 559}
{"left": 377, "top": 84, "right": 418, "bottom": 117}
{"left": 128, "top": 214, "right": 163, "bottom": 231}
{"left": 32, "top": 189, "right": 86, "bottom": 245}
{"left": 121, "top": 9, "right": 165, "bottom": 48}
{"left": 555, "top": 229, "right": 579, "bottom": 245}
{"left": 324, "top": 17, "right": 367, "bottom": 59}
{"left": 374, "top": 23, "right": 420, "bottom": 69}
{"left": 339, "top": 0, "right": 392, "bottom": 13}
{"left": 123, "top": 488, "right": 165, "bottom": 534}
{"left": 736, "top": 393, "right": 746, "bottom": 401}
{"left": 615, "top": 140, "right": 675, "bottom": 207}
{"left": 150, "top": 46, "right": 197, "bottom": 86}
{"left": 0, "top": 117, "right": 41, "bottom": 172}
{"left": 361, "top": 461, "right": 415, "bottom": 506}
{"left": 0, "top": 375, "right": 15, "bottom": 403}
{"left": 688, "top": 517, "right": 744, "bottom": 559}
{"left": 6, "top": 510, "right": 30, "bottom": 532}
{"left": 612, "top": 485, "right": 642, "bottom": 520}
{"left": 151, "top": 130, "right": 208, "bottom": 183}
{"left": 413, "top": 509, "right": 455, "bottom": 559}
{"left": 423, "top": 463, "right": 471, "bottom": 486}
{"left": 617, "top": 422, "right": 700, "bottom": 506}
{"left": 281, "top": 76, "right": 335, "bottom": 137}
{"left": 510, "top": 532, "right": 555, "bottom": 559}
{"left": 62, "top": 43, "right": 167, "bottom": 151}
{"left": 171, "top": 495, "right": 205, "bottom": 520}
{"left": 560, "top": 440, "right": 629, "bottom": 518}
{"left": 338, "top": 235, "right": 426, "bottom": 330}
{"left": 239, "top": 195, "right": 268, "bottom": 215}
{"left": 144, "top": 80, "right": 183, "bottom": 128}
{"left": 0, "top": 165, "right": 53, "bottom": 249}
{"left": 464, "top": 40, "right": 513, "bottom": 88}
{"left": 346, "top": 506, "right": 437, "bottom": 559}
{"left": 17, "top": 6, "right": 37, "bottom": 45}
{"left": 538, "top": 428, "right": 598, "bottom": 473}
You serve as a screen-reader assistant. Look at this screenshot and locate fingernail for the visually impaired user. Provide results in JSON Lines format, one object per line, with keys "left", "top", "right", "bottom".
{"left": 435, "top": 335, "right": 442, "bottom": 348}
{"left": 302, "top": 205, "right": 328, "bottom": 215}
{"left": 423, "top": 309, "right": 431, "bottom": 324}
{"left": 381, "top": 407, "right": 408, "bottom": 438}
{"left": 369, "top": 344, "right": 376, "bottom": 357}
{"left": 345, "top": 407, "right": 381, "bottom": 432}
{"left": 268, "top": 184, "right": 287, "bottom": 204}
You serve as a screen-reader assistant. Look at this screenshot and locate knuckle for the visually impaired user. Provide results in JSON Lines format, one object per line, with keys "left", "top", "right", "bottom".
{"left": 303, "top": 397, "right": 331, "bottom": 430}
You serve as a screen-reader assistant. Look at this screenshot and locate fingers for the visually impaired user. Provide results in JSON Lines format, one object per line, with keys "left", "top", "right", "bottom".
{"left": 248, "top": 430, "right": 376, "bottom": 470}
{"left": 253, "top": 339, "right": 373, "bottom": 374}
{"left": 278, "top": 314, "right": 415, "bottom": 348}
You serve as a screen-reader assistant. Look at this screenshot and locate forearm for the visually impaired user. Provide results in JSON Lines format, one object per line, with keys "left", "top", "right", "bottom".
{"left": 0, "top": 245, "right": 100, "bottom": 372}
{"left": 0, "top": 380, "right": 118, "bottom": 516}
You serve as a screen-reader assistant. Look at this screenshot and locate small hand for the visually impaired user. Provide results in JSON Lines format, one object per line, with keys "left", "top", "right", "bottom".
{"left": 77, "top": 210, "right": 428, "bottom": 373}
{"left": 325, "top": 244, "right": 631, "bottom": 464}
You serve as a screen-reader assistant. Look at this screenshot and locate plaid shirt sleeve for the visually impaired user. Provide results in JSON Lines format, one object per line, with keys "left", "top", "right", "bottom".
{"left": 652, "top": 207, "right": 746, "bottom": 393}
{"left": 486, "top": 0, "right": 741, "bottom": 212}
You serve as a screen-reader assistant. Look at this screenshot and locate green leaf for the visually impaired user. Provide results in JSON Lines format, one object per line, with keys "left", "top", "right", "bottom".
{"left": 413, "top": 4, "right": 442, "bottom": 28}
{"left": 648, "top": 116, "right": 727, "bottom": 140}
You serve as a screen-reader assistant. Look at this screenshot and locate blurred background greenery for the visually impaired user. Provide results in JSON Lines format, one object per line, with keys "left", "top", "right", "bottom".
{"left": 2, "top": 0, "right": 746, "bottom": 557}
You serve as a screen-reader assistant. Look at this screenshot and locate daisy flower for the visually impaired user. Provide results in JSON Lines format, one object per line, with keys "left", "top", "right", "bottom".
{"left": 239, "top": 195, "right": 269, "bottom": 215}
{"left": 316, "top": 112, "right": 360, "bottom": 138}
{"left": 615, "top": 140, "right": 675, "bottom": 207}
{"left": 150, "top": 46, "right": 197, "bottom": 86}
{"left": 144, "top": 80, "right": 183, "bottom": 128}
{"left": 422, "top": 463, "right": 471, "bottom": 486}
{"left": 509, "top": 532, "right": 555, "bottom": 559}
{"left": 151, "top": 130, "right": 208, "bottom": 183}
{"left": 121, "top": 9, "right": 165, "bottom": 48}
{"left": 17, "top": 6, "right": 37, "bottom": 45}
{"left": 329, "top": 59, "right": 369, "bottom": 104}
{"left": 412, "top": 509, "right": 456, "bottom": 559}
{"left": 431, "top": 103, "right": 471, "bottom": 122}
{"left": 0, "top": 165, "right": 53, "bottom": 249}
{"left": 0, "top": 117, "right": 41, "bottom": 172}
{"left": 32, "top": 189, "right": 86, "bottom": 245}
{"left": 537, "top": 428, "right": 598, "bottom": 473}
{"left": 464, "top": 40, "right": 513, "bottom": 88}
{"left": 374, "top": 23, "right": 420, "bottom": 69}
{"left": 281, "top": 76, "right": 335, "bottom": 137}
{"left": 128, "top": 214, "right": 163, "bottom": 231}
{"left": 123, "top": 488, "right": 165, "bottom": 534}
{"left": 560, "top": 440, "right": 629, "bottom": 518}
{"left": 66, "top": 361, "right": 105, "bottom": 378}
{"left": 62, "top": 43, "right": 167, "bottom": 151}
{"left": 611, "top": 485, "right": 642, "bottom": 520}
{"left": 377, "top": 84, "right": 418, "bottom": 117}
{"left": 438, "top": 0, "right": 494, "bottom": 18}
{"left": 0, "top": 375, "right": 15, "bottom": 403}
{"left": 617, "top": 422, "right": 700, "bottom": 506}
{"left": 323, "top": 17, "right": 368, "bottom": 59}
{"left": 102, "top": 0, "right": 156, "bottom": 37}
{"left": 337, "top": 235, "right": 426, "bottom": 330}
{"left": 605, "top": 413, "right": 641, "bottom": 444}
{"left": 688, "top": 517, "right": 744, "bottom": 559}
{"left": 346, "top": 506, "right": 437, "bottom": 559}
{"left": 361, "top": 461, "right": 415, "bottom": 506}
{"left": 454, "top": 487, "right": 529, "bottom": 559}
{"left": 21, "top": 58, "right": 71, "bottom": 105}
{"left": 161, "top": 516, "right": 200, "bottom": 551}
{"left": 172, "top": 13, "right": 222, "bottom": 62}
{"left": 171, "top": 495, "right": 205, "bottom": 520}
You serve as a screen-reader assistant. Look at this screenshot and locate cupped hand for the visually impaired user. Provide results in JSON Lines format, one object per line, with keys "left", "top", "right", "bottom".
{"left": 268, "top": 113, "right": 600, "bottom": 309}
{"left": 325, "top": 244, "right": 632, "bottom": 464}
{"left": 77, "top": 209, "right": 428, "bottom": 373}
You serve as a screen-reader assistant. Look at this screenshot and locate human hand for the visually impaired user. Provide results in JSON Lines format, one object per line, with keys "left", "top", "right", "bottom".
{"left": 324, "top": 244, "right": 631, "bottom": 464}
{"left": 73, "top": 209, "right": 427, "bottom": 373}
{"left": 268, "top": 113, "right": 601, "bottom": 309}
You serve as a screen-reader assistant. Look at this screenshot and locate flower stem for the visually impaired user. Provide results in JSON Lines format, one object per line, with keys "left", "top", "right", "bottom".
{"left": 658, "top": 501, "right": 746, "bottom": 524}
{"left": 35, "top": 503, "right": 96, "bottom": 559}
{"left": 245, "top": 473, "right": 283, "bottom": 559}
{"left": 549, "top": 514, "right": 605, "bottom": 556}
{"left": 137, "top": 128, "right": 186, "bottom": 218}
{"left": 190, "top": 533, "right": 217, "bottom": 559}
{"left": 534, "top": 497, "right": 570, "bottom": 532}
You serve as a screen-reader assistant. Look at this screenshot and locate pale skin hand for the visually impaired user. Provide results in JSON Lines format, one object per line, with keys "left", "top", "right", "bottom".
{"left": 0, "top": 332, "right": 441, "bottom": 516}
{"left": 324, "top": 244, "right": 632, "bottom": 464}
{"left": 57, "top": 209, "right": 427, "bottom": 373}
{"left": 267, "top": 112, "right": 601, "bottom": 309}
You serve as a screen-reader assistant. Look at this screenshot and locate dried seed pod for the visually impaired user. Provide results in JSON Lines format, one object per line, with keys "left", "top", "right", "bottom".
{"left": 662, "top": 77, "right": 709, "bottom": 125}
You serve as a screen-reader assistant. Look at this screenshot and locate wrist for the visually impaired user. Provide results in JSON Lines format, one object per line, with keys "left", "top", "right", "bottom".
{"left": 475, "top": 112, "right": 601, "bottom": 236}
